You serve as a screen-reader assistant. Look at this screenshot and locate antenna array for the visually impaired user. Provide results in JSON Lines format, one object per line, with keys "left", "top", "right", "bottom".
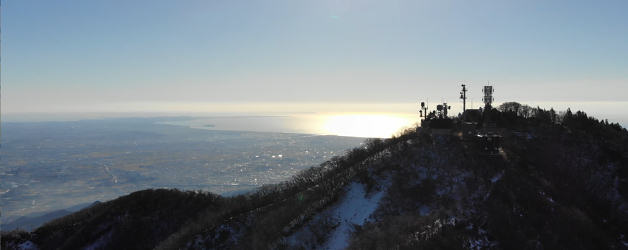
{"left": 482, "top": 85, "right": 494, "bottom": 109}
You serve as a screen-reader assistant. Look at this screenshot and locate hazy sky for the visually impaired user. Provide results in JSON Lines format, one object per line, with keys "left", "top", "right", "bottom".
{"left": 3, "top": 0, "right": 628, "bottom": 114}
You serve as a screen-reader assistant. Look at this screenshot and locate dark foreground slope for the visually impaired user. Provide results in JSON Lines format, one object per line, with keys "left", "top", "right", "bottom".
{"left": 3, "top": 107, "right": 628, "bottom": 249}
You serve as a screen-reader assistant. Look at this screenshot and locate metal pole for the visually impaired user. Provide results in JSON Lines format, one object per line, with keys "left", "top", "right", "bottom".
{"left": 460, "top": 84, "right": 467, "bottom": 113}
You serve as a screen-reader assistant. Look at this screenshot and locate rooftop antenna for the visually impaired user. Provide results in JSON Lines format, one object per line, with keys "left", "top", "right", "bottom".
{"left": 460, "top": 84, "right": 467, "bottom": 112}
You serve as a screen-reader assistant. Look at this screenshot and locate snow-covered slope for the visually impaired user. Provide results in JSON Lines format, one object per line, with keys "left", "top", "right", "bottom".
{"left": 284, "top": 177, "right": 390, "bottom": 250}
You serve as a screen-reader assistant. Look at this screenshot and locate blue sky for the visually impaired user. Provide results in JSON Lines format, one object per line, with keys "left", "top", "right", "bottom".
{"left": 3, "top": 0, "right": 628, "bottom": 114}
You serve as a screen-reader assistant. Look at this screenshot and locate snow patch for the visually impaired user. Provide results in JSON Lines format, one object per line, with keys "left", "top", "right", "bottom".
{"left": 408, "top": 217, "right": 457, "bottom": 244}
{"left": 466, "top": 226, "right": 494, "bottom": 250}
{"left": 539, "top": 191, "right": 556, "bottom": 204}
{"left": 491, "top": 172, "right": 503, "bottom": 183}
{"left": 321, "top": 181, "right": 387, "bottom": 250}
{"left": 620, "top": 234, "right": 628, "bottom": 247}
{"left": 17, "top": 241, "right": 39, "bottom": 250}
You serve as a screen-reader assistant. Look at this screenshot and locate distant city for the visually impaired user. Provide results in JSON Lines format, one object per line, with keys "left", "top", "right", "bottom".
{"left": 0, "top": 116, "right": 364, "bottom": 230}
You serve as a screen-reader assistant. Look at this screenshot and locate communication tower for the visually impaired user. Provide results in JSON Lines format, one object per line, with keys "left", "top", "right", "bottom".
{"left": 419, "top": 100, "right": 428, "bottom": 119}
{"left": 460, "top": 84, "right": 467, "bottom": 112}
{"left": 436, "top": 102, "right": 451, "bottom": 118}
{"left": 482, "top": 85, "right": 494, "bottom": 109}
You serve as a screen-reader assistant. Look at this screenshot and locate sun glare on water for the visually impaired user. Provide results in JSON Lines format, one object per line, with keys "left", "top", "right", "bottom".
{"left": 321, "top": 113, "right": 416, "bottom": 138}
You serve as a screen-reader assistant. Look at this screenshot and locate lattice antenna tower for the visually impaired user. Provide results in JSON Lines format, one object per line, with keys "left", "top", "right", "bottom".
{"left": 482, "top": 85, "right": 494, "bottom": 109}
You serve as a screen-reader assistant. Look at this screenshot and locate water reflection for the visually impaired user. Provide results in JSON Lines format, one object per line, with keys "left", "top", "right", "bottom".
{"left": 321, "top": 113, "right": 416, "bottom": 138}
{"left": 162, "top": 113, "right": 418, "bottom": 138}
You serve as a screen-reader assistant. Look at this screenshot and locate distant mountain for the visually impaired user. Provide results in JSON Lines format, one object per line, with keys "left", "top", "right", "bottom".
{"left": 2, "top": 202, "right": 99, "bottom": 232}
{"left": 3, "top": 104, "right": 628, "bottom": 249}
{"left": 3, "top": 210, "right": 72, "bottom": 232}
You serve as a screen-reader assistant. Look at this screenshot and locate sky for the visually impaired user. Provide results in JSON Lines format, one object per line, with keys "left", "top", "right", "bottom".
{"left": 3, "top": 0, "right": 628, "bottom": 117}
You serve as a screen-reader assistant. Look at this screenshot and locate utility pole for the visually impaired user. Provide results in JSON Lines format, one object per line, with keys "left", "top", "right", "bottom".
{"left": 460, "top": 84, "right": 467, "bottom": 112}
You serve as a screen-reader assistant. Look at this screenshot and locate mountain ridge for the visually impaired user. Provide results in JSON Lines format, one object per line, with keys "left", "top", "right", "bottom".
{"left": 3, "top": 103, "right": 628, "bottom": 249}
